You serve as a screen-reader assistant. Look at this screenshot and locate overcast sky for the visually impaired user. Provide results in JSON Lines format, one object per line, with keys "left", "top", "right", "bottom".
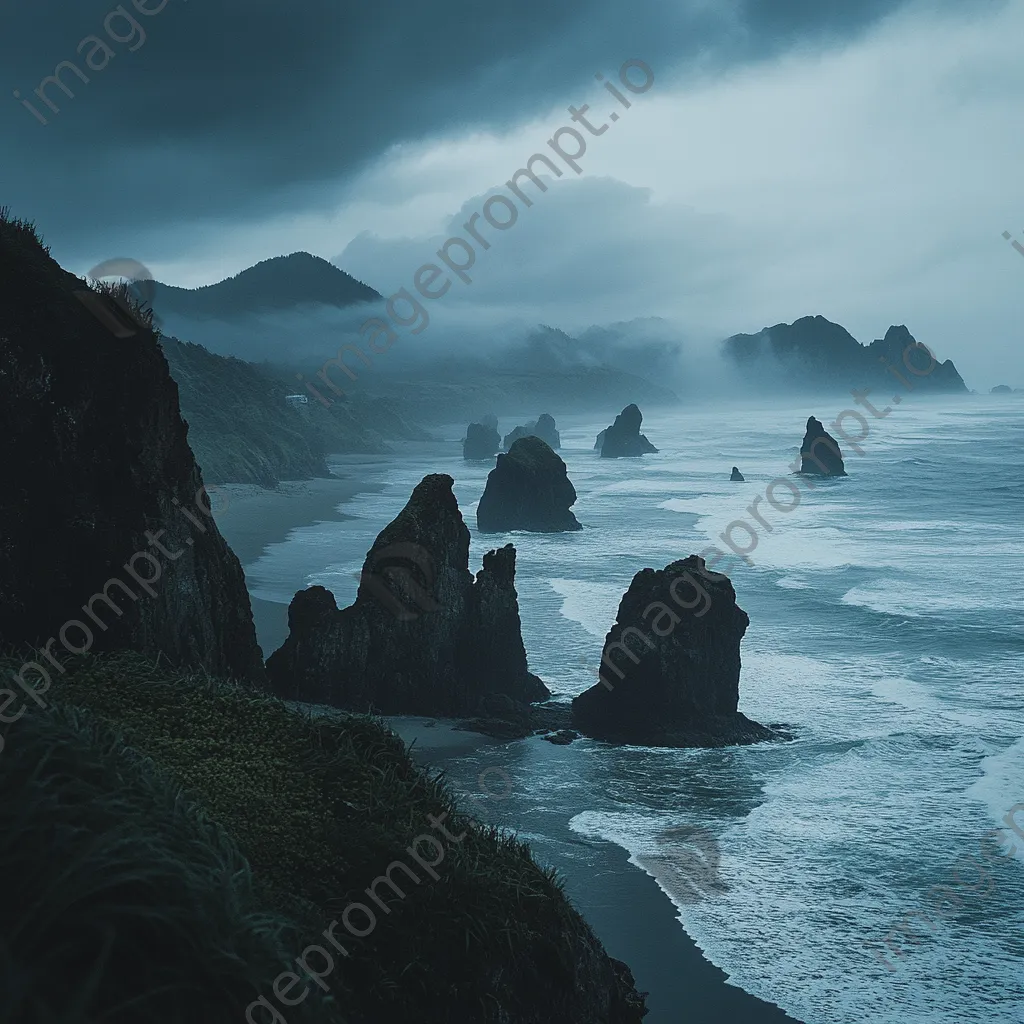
{"left": 3, "top": 0, "right": 1021, "bottom": 388}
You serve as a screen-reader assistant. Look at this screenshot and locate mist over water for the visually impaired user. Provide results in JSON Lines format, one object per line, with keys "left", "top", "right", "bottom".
{"left": 243, "top": 394, "right": 1024, "bottom": 1024}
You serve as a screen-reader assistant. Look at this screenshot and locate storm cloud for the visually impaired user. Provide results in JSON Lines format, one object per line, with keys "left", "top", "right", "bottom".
{"left": 2, "top": 0, "right": 957, "bottom": 264}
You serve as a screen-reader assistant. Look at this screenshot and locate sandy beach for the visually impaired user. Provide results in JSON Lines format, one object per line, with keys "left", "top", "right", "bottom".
{"left": 211, "top": 474, "right": 380, "bottom": 655}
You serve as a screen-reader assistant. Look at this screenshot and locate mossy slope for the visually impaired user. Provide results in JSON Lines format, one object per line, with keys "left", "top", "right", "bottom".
{"left": 0, "top": 652, "right": 645, "bottom": 1023}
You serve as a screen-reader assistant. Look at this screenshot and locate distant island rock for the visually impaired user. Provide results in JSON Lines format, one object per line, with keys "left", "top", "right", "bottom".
{"left": 267, "top": 473, "right": 550, "bottom": 715}
{"left": 571, "top": 556, "right": 776, "bottom": 747}
{"left": 798, "top": 416, "right": 847, "bottom": 476}
{"left": 477, "top": 436, "right": 583, "bottom": 533}
{"left": 598, "top": 404, "right": 659, "bottom": 458}
{"left": 463, "top": 421, "right": 501, "bottom": 460}
{"left": 723, "top": 315, "right": 968, "bottom": 394}
{"left": 502, "top": 412, "right": 561, "bottom": 450}
{"left": 991, "top": 385, "right": 1014, "bottom": 394}
{"left": 730, "top": 466, "right": 745, "bottom": 481}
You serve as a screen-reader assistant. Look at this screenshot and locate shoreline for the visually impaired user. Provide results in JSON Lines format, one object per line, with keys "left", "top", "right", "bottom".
{"left": 211, "top": 472, "right": 381, "bottom": 654}
{"left": 217, "top": 479, "right": 803, "bottom": 1024}
{"left": 387, "top": 718, "right": 804, "bottom": 1024}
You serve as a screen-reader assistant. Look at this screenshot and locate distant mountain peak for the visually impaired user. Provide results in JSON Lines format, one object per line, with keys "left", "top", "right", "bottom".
{"left": 149, "top": 251, "right": 382, "bottom": 319}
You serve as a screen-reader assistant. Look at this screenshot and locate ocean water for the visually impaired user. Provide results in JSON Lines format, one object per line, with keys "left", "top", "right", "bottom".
{"left": 243, "top": 395, "right": 1024, "bottom": 1024}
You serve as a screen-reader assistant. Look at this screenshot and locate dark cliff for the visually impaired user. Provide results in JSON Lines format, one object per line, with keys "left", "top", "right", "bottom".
{"left": 266, "top": 474, "right": 549, "bottom": 713}
{"left": 798, "top": 416, "right": 847, "bottom": 476}
{"left": 0, "top": 211, "right": 265, "bottom": 684}
{"left": 598, "top": 404, "right": 659, "bottom": 458}
{"left": 572, "top": 556, "right": 775, "bottom": 746}
{"left": 477, "top": 436, "right": 583, "bottom": 533}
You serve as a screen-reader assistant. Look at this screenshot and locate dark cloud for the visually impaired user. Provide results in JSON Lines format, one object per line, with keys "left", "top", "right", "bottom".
{"left": 1, "top": 0, "right": 948, "bottom": 266}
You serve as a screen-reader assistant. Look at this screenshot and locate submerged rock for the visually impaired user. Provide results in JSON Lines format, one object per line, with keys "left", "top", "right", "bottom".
{"left": 798, "top": 416, "right": 847, "bottom": 476}
{"left": 598, "top": 404, "right": 658, "bottom": 458}
{"left": 477, "top": 436, "right": 582, "bottom": 533}
{"left": 502, "top": 412, "right": 561, "bottom": 451}
{"left": 572, "top": 555, "right": 776, "bottom": 747}
{"left": 464, "top": 421, "right": 501, "bottom": 460}
{"left": 730, "top": 467, "right": 745, "bottom": 482}
{"left": 267, "top": 474, "right": 549, "bottom": 714}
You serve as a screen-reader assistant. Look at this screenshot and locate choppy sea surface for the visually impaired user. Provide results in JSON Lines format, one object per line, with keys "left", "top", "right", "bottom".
{"left": 244, "top": 395, "right": 1024, "bottom": 1024}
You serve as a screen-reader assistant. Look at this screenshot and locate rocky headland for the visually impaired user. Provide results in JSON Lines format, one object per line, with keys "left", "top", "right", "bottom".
{"left": 477, "top": 436, "right": 583, "bottom": 533}
{"left": 598, "top": 404, "right": 659, "bottom": 458}
{"left": 267, "top": 474, "right": 550, "bottom": 715}
{"left": 723, "top": 315, "right": 968, "bottom": 394}
{"left": 0, "top": 210, "right": 646, "bottom": 1024}
{"left": 572, "top": 556, "right": 778, "bottom": 747}
{"left": 798, "top": 416, "right": 847, "bottom": 476}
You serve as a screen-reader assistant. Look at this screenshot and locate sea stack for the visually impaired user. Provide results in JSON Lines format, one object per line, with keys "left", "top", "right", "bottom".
{"left": 730, "top": 467, "right": 745, "bottom": 482}
{"left": 477, "top": 436, "right": 582, "bottom": 533}
{"left": 464, "top": 421, "right": 501, "bottom": 460}
{"left": 267, "top": 473, "right": 549, "bottom": 714}
{"left": 598, "top": 404, "right": 659, "bottom": 458}
{"left": 571, "top": 556, "right": 775, "bottom": 746}
{"left": 798, "top": 416, "right": 847, "bottom": 476}
{"left": 502, "top": 413, "right": 561, "bottom": 451}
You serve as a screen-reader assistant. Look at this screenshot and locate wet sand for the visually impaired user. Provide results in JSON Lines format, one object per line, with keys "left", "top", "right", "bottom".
{"left": 210, "top": 475, "right": 378, "bottom": 654}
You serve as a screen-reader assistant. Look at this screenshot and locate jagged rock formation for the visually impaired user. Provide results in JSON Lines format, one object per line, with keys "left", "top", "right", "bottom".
{"left": 0, "top": 210, "right": 265, "bottom": 684}
{"left": 463, "top": 421, "right": 501, "bottom": 460}
{"left": 572, "top": 556, "right": 776, "bottom": 747}
{"left": 267, "top": 474, "right": 549, "bottom": 714}
{"left": 798, "top": 416, "right": 847, "bottom": 476}
{"left": 502, "top": 413, "right": 561, "bottom": 451}
{"left": 598, "top": 405, "right": 659, "bottom": 458}
{"left": 723, "top": 315, "right": 968, "bottom": 393}
{"left": 730, "top": 467, "right": 745, "bottom": 482}
{"left": 477, "top": 436, "right": 582, "bottom": 533}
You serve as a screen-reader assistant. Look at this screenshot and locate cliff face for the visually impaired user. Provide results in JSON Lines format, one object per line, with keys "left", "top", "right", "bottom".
{"left": 266, "top": 474, "right": 549, "bottom": 713}
{"left": 0, "top": 212, "right": 265, "bottom": 684}
{"left": 477, "top": 436, "right": 583, "bottom": 533}
{"left": 599, "top": 405, "right": 659, "bottom": 458}
{"left": 799, "top": 416, "right": 847, "bottom": 476}
{"left": 572, "top": 556, "right": 774, "bottom": 746}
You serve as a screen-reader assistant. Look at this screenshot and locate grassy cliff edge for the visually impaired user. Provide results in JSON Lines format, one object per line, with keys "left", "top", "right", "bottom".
{"left": 0, "top": 652, "right": 646, "bottom": 1024}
